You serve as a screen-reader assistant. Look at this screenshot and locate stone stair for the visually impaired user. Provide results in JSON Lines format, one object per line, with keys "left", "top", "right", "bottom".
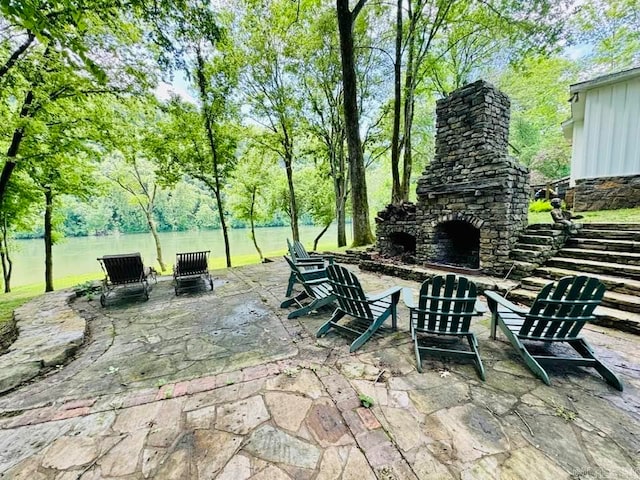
{"left": 506, "top": 224, "right": 568, "bottom": 279}
{"left": 508, "top": 223, "right": 640, "bottom": 334}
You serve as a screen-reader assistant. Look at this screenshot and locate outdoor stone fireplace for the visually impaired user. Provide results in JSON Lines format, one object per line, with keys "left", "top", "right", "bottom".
{"left": 376, "top": 80, "right": 529, "bottom": 276}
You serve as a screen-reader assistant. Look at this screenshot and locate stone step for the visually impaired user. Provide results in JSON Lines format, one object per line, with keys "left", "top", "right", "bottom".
{"left": 557, "top": 248, "right": 640, "bottom": 266}
{"left": 513, "top": 243, "right": 549, "bottom": 252}
{"left": 577, "top": 229, "right": 640, "bottom": 241}
{"left": 579, "top": 223, "right": 640, "bottom": 231}
{"left": 534, "top": 266, "right": 640, "bottom": 296}
{"left": 506, "top": 288, "right": 640, "bottom": 334}
{"left": 509, "top": 249, "right": 546, "bottom": 262}
{"left": 566, "top": 237, "right": 640, "bottom": 253}
{"left": 520, "top": 277, "right": 640, "bottom": 314}
{"left": 546, "top": 257, "right": 640, "bottom": 280}
{"left": 518, "top": 235, "right": 556, "bottom": 245}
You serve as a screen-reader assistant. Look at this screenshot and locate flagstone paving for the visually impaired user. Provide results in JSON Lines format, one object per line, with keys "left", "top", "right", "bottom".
{"left": 0, "top": 259, "right": 639, "bottom": 479}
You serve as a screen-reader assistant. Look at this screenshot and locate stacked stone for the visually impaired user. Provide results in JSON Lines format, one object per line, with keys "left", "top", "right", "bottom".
{"left": 574, "top": 175, "right": 640, "bottom": 211}
{"left": 413, "top": 80, "right": 529, "bottom": 275}
{"left": 375, "top": 202, "right": 419, "bottom": 259}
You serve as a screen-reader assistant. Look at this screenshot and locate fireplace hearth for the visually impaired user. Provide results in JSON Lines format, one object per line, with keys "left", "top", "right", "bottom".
{"left": 376, "top": 80, "right": 529, "bottom": 276}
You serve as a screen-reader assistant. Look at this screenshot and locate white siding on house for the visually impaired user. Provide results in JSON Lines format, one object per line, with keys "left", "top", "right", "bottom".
{"left": 571, "top": 77, "right": 640, "bottom": 182}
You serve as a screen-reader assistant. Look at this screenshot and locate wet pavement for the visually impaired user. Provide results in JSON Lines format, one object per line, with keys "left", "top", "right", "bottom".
{"left": 0, "top": 259, "right": 638, "bottom": 479}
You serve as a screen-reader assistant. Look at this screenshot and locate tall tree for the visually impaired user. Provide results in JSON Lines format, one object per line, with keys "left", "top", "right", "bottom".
{"left": 238, "top": 0, "right": 321, "bottom": 243}
{"left": 336, "top": 0, "right": 375, "bottom": 246}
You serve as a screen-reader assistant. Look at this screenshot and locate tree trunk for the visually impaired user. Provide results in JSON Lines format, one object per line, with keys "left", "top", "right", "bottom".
{"left": 283, "top": 135, "right": 300, "bottom": 242}
{"left": 0, "top": 90, "right": 34, "bottom": 206}
{"left": 313, "top": 221, "right": 332, "bottom": 251}
{"left": 44, "top": 187, "right": 54, "bottom": 292}
{"left": 146, "top": 210, "right": 166, "bottom": 272}
{"left": 196, "top": 49, "right": 232, "bottom": 268}
{"left": 336, "top": 0, "right": 374, "bottom": 247}
{"left": 400, "top": 14, "right": 416, "bottom": 202}
{"left": 390, "top": 0, "right": 403, "bottom": 204}
{"left": 249, "top": 188, "right": 263, "bottom": 261}
{"left": 0, "top": 216, "right": 12, "bottom": 293}
{"left": 0, "top": 32, "right": 35, "bottom": 82}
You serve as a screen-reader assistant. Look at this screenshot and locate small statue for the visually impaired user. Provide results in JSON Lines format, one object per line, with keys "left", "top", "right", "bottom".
{"left": 550, "top": 198, "right": 583, "bottom": 234}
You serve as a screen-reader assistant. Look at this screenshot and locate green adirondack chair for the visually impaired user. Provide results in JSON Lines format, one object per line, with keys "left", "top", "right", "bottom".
{"left": 284, "top": 252, "right": 325, "bottom": 298}
{"left": 485, "top": 276, "right": 623, "bottom": 391}
{"left": 287, "top": 239, "right": 335, "bottom": 266}
{"left": 280, "top": 256, "right": 336, "bottom": 319}
{"left": 404, "top": 274, "right": 485, "bottom": 379}
{"left": 316, "top": 264, "right": 402, "bottom": 352}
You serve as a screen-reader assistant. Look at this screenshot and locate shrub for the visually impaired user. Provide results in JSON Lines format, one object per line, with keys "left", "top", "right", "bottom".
{"left": 529, "top": 199, "right": 553, "bottom": 212}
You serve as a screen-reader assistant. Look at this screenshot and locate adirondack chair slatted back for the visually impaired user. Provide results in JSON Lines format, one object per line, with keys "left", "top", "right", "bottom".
{"left": 521, "top": 276, "right": 605, "bottom": 340}
{"left": 176, "top": 251, "right": 209, "bottom": 276}
{"left": 99, "top": 254, "right": 145, "bottom": 284}
{"left": 326, "top": 265, "right": 372, "bottom": 320}
{"left": 415, "top": 275, "right": 477, "bottom": 334}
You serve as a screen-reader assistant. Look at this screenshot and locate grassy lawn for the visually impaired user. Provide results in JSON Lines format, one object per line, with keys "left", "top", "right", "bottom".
{"left": 528, "top": 207, "right": 640, "bottom": 225}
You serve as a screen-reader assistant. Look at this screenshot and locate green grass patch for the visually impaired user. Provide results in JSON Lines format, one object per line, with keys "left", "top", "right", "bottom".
{"left": 529, "top": 207, "right": 640, "bottom": 225}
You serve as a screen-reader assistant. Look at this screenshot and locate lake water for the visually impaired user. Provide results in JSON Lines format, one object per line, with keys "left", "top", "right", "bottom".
{"left": 7, "top": 225, "right": 351, "bottom": 287}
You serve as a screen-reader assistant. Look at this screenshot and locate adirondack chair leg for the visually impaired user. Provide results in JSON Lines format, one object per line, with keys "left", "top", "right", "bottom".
{"left": 501, "top": 321, "right": 551, "bottom": 386}
{"left": 316, "top": 310, "right": 346, "bottom": 337}
{"left": 569, "top": 339, "right": 624, "bottom": 391}
{"left": 100, "top": 293, "right": 107, "bottom": 307}
{"left": 466, "top": 334, "right": 486, "bottom": 381}
{"left": 286, "top": 272, "right": 296, "bottom": 297}
{"left": 413, "top": 337, "right": 423, "bottom": 373}
{"left": 349, "top": 313, "right": 389, "bottom": 353}
{"left": 288, "top": 296, "right": 335, "bottom": 319}
{"left": 281, "top": 291, "right": 309, "bottom": 309}
{"left": 143, "top": 282, "right": 150, "bottom": 301}
{"left": 487, "top": 296, "right": 498, "bottom": 340}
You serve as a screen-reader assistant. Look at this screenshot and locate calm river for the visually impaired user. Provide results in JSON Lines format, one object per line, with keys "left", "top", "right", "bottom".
{"left": 8, "top": 224, "right": 350, "bottom": 287}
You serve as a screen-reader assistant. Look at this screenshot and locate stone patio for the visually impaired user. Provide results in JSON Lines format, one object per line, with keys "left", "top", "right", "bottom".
{"left": 0, "top": 259, "right": 639, "bottom": 479}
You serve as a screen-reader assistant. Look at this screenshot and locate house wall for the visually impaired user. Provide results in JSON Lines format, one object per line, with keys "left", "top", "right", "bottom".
{"left": 571, "top": 77, "right": 640, "bottom": 183}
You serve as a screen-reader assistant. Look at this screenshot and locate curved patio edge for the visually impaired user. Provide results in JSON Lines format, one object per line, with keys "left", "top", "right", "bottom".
{"left": 0, "top": 291, "right": 86, "bottom": 395}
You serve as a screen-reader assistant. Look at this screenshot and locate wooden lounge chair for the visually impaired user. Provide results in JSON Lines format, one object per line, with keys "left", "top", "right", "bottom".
{"left": 284, "top": 240, "right": 326, "bottom": 297}
{"left": 97, "top": 253, "right": 156, "bottom": 306}
{"left": 316, "top": 264, "right": 402, "bottom": 352}
{"left": 404, "top": 274, "right": 485, "bottom": 379}
{"left": 485, "top": 276, "right": 623, "bottom": 391}
{"left": 280, "top": 256, "right": 335, "bottom": 319}
{"left": 173, "top": 251, "right": 213, "bottom": 295}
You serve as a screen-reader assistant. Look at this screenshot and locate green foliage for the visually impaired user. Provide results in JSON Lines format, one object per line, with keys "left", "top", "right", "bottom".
{"left": 359, "top": 393, "right": 375, "bottom": 408}
{"left": 529, "top": 199, "right": 553, "bottom": 213}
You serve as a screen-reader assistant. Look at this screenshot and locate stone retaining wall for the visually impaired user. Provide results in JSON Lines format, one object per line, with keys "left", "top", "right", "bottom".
{"left": 574, "top": 174, "right": 640, "bottom": 211}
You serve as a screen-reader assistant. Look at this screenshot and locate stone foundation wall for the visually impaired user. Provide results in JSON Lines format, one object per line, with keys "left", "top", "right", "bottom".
{"left": 574, "top": 175, "right": 640, "bottom": 211}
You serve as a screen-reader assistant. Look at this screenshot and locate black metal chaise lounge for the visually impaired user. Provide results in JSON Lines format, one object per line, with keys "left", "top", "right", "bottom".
{"left": 97, "top": 253, "right": 156, "bottom": 306}
{"left": 173, "top": 251, "right": 213, "bottom": 295}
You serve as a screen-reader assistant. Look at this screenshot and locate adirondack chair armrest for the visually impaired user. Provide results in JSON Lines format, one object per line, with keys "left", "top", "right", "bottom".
{"left": 484, "top": 290, "right": 528, "bottom": 315}
{"left": 402, "top": 287, "right": 416, "bottom": 309}
{"left": 474, "top": 299, "right": 487, "bottom": 314}
{"left": 300, "top": 268, "right": 327, "bottom": 281}
{"left": 367, "top": 286, "right": 403, "bottom": 302}
{"left": 294, "top": 258, "right": 326, "bottom": 267}
{"left": 305, "top": 277, "right": 330, "bottom": 286}
{"left": 313, "top": 254, "right": 334, "bottom": 264}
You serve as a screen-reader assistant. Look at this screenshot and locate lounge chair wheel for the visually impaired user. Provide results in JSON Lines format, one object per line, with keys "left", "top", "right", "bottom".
{"left": 100, "top": 293, "right": 106, "bottom": 307}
